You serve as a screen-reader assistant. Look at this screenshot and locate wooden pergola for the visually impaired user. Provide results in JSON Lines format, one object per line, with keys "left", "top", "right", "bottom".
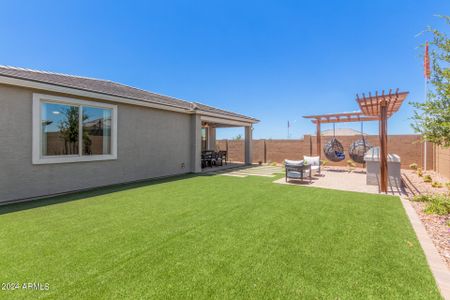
{"left": 303, "top": 89, "right": 409, "bottom": 193}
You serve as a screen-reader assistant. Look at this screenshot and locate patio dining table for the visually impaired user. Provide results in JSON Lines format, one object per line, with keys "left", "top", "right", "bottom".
{"left": 201, "top": 150, "right": 227, "bottom": 168}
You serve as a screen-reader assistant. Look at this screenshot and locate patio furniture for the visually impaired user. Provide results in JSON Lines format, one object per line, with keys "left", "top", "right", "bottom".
{"left": 218, "top": 150, "right": 227, "bottom": 165}
{"left": 303, "top": 89, "right": 410, "bottom": 193}
{"left": 323, "top": 124, "right": 345, "bottom": 162}
{"left": 213, "top": 151, "right": 223, "bottom": 166}
{"left": 202, "top": 150, "right": 225, "bottom": 168}
{"left": 201, "top": 151, "right": 214, "bottom": 168}
{"left": 303, "top": 156, "right": 321, "bottom": 175}
{"left": 285, "top": 160, "right": 312, "bottom": 183}
{"left": 349, "top": 122, "right": 372, "bottom": 164}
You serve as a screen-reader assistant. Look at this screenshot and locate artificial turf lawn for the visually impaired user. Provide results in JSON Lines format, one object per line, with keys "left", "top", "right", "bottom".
{"left": 0, "top": 174, "right": 441, "bottom": 299}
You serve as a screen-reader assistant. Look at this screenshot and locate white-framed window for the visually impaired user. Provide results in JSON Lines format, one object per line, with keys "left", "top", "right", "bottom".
{"left": 32, "top": 93, "right": 118, "bottom": 164}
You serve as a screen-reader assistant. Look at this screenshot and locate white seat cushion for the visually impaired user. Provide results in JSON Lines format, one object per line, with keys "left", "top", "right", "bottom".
{"left": 287, "top": 171, "right": 302, "bottom": 178}
{"left": 285, "top": 159, "right": 303, "bottom": 166}
{"left": 304, "top": 156, "right": 320, "bottom": 166}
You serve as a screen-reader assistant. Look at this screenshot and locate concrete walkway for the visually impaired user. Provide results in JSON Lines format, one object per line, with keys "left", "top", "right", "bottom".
{"left": 203, "top": 164, "right": 282, "bottom": 178}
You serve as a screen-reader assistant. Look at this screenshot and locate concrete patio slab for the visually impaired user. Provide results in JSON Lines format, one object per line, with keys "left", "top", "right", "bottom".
{"left": 273, "top": 168, "right": 406, "bottom": 195}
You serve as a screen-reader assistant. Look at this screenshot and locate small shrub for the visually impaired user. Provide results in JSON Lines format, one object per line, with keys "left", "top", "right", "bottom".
{"left": 409, "top": 163, "right": 418, "bottom": 170}
{"left": 423, "top": 175, "right": 432, "bottom": 183}
{"left": 424, "top": 196, "right": 450, "bottom": 215}
{"left": 431, "top": 181, "right": 443, "bottom": 188}
{"left": 417, "top": 168, "right": 423, "bottom": 177}
{"left": 346, "top": 160, "right": 356, "bottom": 172}
{"left": 271, "top": 162, "right": 278, "bottom": 166}
{"left": 446, "top": 182, "right": 450, "bottom": 191}
{"left": 412, "top": 194, "right": 433, "bottom": 202}
{"left": 417, "top": 194, "right": 450, "bottom": 216}
{"left": 321, "top": 160, "right": 328, "bottom": 166}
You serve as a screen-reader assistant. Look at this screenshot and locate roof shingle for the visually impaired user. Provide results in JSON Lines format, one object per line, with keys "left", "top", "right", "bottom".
{"left": 0, "top": 66, "right": 257, "bottom": 122}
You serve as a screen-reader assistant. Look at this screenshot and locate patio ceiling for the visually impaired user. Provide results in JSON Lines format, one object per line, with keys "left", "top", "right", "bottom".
{"left": 200, "top": 115, "right": 253, "bottom": 127}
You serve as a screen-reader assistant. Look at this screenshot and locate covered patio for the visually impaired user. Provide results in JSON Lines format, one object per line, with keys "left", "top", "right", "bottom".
{"left": 191, "top": 113, "right": 258, "bottom": 173}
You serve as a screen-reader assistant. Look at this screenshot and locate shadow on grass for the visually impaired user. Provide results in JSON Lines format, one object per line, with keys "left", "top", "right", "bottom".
{"left": 0, "top": 174, "right": 198, "bottom": 215}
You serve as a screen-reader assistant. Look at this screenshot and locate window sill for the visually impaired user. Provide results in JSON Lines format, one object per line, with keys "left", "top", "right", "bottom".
{"left": 32, "top": 154, "right": 117, "bottom": 165}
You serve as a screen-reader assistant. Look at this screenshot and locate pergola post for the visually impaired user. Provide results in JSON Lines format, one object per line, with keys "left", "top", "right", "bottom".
{"left": 316, "top": 120, "right": 321, "bottom": 159}
{"left": 379, "top": 99, "right": 388, "bottom": 193}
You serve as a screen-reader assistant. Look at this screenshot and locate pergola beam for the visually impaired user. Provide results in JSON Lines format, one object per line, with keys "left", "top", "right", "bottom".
{"left": 310, "top": 116, "right": 379, "bottom": 124}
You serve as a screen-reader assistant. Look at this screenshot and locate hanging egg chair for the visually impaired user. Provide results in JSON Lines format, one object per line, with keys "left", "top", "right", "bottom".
{"left": 349, "top": 139, "right": 372, "bottom": 164}
{"left": 322, "top": 123, "right": 345, "bottom": 162}
{"left": 323, "top": 138, "right": 346, "bottom": 162}
{"left": 349, "top": 122, "right": 372, "bottom": 164}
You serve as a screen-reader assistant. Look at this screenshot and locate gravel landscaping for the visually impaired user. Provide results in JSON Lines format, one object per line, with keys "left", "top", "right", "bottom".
{"left": 402, "top": 169, "right": 450, "bottom": 269}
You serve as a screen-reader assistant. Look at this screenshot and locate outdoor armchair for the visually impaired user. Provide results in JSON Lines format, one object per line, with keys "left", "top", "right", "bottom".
{"left": 284, "top": 160, "right": 312, "bottom": 183}
{"left": 303, "top": 156, "right": 321, "bottom": 175}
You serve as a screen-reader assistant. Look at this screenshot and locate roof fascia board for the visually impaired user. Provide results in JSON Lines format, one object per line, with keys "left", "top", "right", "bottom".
{"left": 199, "top": 115, "right": 253, "bottom": 127}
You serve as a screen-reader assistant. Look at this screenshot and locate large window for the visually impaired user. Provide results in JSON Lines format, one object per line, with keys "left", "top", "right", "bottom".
{"left": 33, "top": 94, "right": 117, "bottom": 164}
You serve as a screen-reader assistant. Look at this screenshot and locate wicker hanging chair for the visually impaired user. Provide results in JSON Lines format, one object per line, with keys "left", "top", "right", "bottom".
{"left": 323, "top": 138, "right": 345, "bottom": 162}
{"left": 323, "top": 124, "right": 345, "bottom": 162}
{"left": 349, "top": 123, "right": 372, "bottom": 164}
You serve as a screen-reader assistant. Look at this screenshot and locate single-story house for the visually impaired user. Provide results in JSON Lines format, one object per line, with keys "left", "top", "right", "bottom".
{"left": 0, "top": 66, "right": 258, "bottom": 203}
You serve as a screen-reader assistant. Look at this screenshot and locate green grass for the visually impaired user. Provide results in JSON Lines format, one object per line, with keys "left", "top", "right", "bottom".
{"left": 0, "top": 174, "right": 441, "bottom": 299}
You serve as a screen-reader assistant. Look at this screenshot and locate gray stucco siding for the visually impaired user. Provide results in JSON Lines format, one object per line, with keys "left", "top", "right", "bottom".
{"left": 0, "top": 84, "right": 193, "bottom": 202}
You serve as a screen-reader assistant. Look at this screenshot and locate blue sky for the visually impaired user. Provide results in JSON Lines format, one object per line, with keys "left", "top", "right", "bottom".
{"left": 1, "top": 1, "right": 448, "bottom": 139}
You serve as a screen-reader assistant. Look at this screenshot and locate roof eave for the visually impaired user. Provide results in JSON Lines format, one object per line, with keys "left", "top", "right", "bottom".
{"left": 195, "top": 109, "right": 259, "bottom": 124}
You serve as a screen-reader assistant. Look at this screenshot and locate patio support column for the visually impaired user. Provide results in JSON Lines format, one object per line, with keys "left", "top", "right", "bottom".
{"left": 316, "top": 120, "right": 321, "bottom": 159}
{"left": 208, "top": 126, "right": 216, "bottom": 151}
{"left": 191, "top": 114, "right": 202, "bottom": 173}
{"left": 245, "top": 125, "right": 253, "bottom": 165}
{"left": 379, "top": 100, "right": 388, "bottom": 193}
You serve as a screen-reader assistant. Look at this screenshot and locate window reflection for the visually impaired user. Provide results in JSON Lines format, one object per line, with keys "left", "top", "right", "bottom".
{"left": 41, "top": 102, "right": 79, "bottom": 155}
{"left": 82, "top": 106, "right": 112, "bottom": 155}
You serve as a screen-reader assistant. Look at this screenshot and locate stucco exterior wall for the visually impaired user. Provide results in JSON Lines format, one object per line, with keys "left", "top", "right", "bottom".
{"left": 0, "top": 84, "right": 193, "bottom": 202}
